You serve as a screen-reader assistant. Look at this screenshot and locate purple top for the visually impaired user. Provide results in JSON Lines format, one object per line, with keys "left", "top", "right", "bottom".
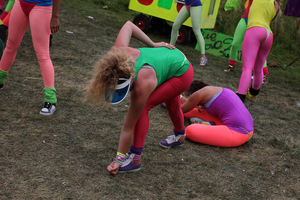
{"left": 284, "top": 0, "right": 300, "bottom": 17}
{"left": 185, "top": 0, "right": 202, "bottom": 7}
{"left": 204, "top": 88, "right": 253, "bottom": 134}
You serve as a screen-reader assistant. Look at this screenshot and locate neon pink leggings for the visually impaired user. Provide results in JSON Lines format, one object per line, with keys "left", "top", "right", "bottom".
{"left": 238, "top": 27, "right": 273, "bottom": 94}
{"left": 186, "top": 123, "right": 253, "bottom": 147}
{"left": 184, "top": 107, "right": 253, "bottom": 147}
{"left": 132, "top": 64, "right": 194, "bottom": 148}
{"left": 0, "top": 0, "right": 54, "bottom": 88}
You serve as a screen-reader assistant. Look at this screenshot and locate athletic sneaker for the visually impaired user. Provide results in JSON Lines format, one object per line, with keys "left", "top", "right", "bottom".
{"left": 200, "top": 57, "right": 208, "bottom": 66}
{"left": 118, "top": 152, "right": 141, "bottom": 173}
{"left": 224, "top": 65, "right": 235, "bottom": 72}
{"left": 246, "top": 90, "right": 257, "bottom": 102}
{"left": 40, "top": 102, "right": 56, "bottom": 115}
{"left": 190, "top": 117, "right": 216, "bottom": 125}
{"left": 159, "top": 134, "right": 185, "bottom": 148}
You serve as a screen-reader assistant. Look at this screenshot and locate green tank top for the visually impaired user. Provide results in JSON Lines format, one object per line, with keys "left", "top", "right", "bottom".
{"left": 134, "top": 47, "right": 190, "bottom": 86}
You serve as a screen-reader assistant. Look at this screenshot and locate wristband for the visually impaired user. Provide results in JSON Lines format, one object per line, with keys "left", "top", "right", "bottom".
{"left": 114, "top": 158, "right": 124, "bottom": 166}
{"left": 116, "top": 152, "right": 126, "bottom": 161}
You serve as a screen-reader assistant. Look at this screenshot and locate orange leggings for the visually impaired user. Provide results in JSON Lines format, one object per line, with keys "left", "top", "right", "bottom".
{"left": 184, "top": 107, "right": 253, "bottom": 147}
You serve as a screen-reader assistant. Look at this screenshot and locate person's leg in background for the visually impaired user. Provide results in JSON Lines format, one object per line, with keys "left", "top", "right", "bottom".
{"left": 190, "top": 5, "right": 207, "bottom": 66}
{"left": 170, "top": 6, "right": 190, "bottom": 45}
{"left": 225, "top": 18, "right": 247, "bottom": 72}
{"left": 236, "top": 28, "right": 260, "bottom": 102}
{"left": 247, "top": 30, "right": 273, "bottom": 101}
{"left": 29, "top": 5, "right": 57, "bottom": 115}
{"left": 0, "top": 0, "right": 29, "bottom": 88}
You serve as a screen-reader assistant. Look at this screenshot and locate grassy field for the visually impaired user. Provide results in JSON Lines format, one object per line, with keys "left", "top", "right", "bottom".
{"left": 0, "top": 0, "right": 299, "bottom": 199}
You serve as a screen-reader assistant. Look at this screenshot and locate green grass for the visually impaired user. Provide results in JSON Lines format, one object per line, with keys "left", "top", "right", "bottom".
{"left": 0, "top": 0, "right": 299, "bottom": 199}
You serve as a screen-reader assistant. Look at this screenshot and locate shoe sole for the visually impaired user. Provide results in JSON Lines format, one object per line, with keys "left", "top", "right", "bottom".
{"left": 159, "top": 143, "right": 184, "bottom": 149}
{"left": 224, "top": 69, "right": 234, "bottom": 72}
{"left": 40, "top": 108, "right": 56, "bottom": 116}
{"left": 118, "top": 167, "right": 141, "bottom": 173}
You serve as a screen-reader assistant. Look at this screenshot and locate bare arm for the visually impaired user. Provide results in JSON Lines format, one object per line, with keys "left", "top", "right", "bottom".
{"left": 114, "top": 21, "right": 175, "bottom": 49}
{"left": 181, "top": 92, "right": 201, "bottom": 113}
{"left": 107, "top": 69, "right": 157, "bottom": 175}
{"left": 272, "top": 0, "right": 280, "bottom": 21}
{"left": 51, "top": 0, "right": 60, "bottom": 33}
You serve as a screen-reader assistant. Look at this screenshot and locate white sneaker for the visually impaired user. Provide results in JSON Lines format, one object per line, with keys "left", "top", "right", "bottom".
{"left": 159, "top": 134, "right": 185, "bottom": 148}
{"left": 40, "top": 102, "right": 56, "bottom": 115}
{"left": 118, "top": 153, "right": 141, "bottom": 173}
{"left": 200, "top": 57, "right": 208, "bottom": 66}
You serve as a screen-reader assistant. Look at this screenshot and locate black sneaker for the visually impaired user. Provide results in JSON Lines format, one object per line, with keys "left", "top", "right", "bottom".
{"left": 40, "top": 102, "right": 56, "bottom": 115}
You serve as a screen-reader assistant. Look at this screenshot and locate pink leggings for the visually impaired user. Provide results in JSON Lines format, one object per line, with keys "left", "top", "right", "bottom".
{"left": 0, "top": 0, "right": 54, "bottom": 88}
{"left": 132, "top": 64, "right": 194, "bottom": 148}
{"left": 238, "top": 27, "right": 273, "bottom": 94}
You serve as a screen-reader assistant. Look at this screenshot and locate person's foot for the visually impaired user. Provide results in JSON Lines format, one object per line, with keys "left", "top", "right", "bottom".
{"left": 0, "top": 84, "right": 3, "bottom": 89}
{"left": 200, "top": 57, "right": 208, "bottom": 66}
{"left": 246, "top": 90, "right": 257, "bottom": 102}
{"left": 224, "top": 65, "right": 235, "bottom": 72}
{"left": 40, "top": 102, "right": 56, "bottom": 115}
{"left": 190, "top": 117, "right": 216, "bottom": 125}
{"left": 159, "top": 134, "right": 185, "bottom": 148}
{"left": 118, "top": 152, "right": 141, "bottom": 173}
{"left": 263, "top": 74, "right": 269, "bottom": 84}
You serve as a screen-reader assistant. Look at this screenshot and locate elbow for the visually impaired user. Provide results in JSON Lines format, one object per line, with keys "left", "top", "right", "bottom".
{"left": 125, "top": 20, "right": 133, "bottom": 26}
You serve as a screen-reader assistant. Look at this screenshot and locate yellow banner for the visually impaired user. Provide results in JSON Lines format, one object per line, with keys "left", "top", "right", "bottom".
{"left": 129, "top": 0, "right": 221, "bottom": 29}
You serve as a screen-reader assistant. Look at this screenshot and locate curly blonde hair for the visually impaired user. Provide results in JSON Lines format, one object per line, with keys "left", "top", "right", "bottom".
{"left": 85, "top": 48, "right": 136, "bottom": 105}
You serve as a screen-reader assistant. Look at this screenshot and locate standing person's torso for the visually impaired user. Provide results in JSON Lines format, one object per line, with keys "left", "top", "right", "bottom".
{"left": 247, "top": 0, "right": 276, "bottom": 31}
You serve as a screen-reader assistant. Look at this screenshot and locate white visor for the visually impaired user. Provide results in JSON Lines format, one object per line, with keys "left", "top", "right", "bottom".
{"left": 105, "top": 77, "right": 132, "bottom": 104}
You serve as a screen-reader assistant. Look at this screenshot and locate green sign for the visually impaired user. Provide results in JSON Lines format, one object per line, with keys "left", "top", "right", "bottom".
{"left": 195, "top": 29, "right": 242, "bottom": 63}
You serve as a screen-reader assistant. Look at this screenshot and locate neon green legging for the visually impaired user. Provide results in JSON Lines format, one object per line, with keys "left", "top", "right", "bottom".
{"left": 230, "top": 18, "right": 267, "bottom": 68}
{"left": 170, "top": 5, "right": 205, "bottom": 55}
{"left": 229, "top": 18, "right": 247, "bottom": 62}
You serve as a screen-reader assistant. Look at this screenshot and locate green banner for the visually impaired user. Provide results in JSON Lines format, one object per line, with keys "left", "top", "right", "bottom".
{"left": 195, "top": 29, "right": 242, "bottom": 63}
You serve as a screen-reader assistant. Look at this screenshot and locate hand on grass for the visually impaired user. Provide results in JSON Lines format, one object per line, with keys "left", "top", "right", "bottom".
{"left": 107, "top": 161, "right": 120, "bottom": 175}
{"left": 153, "top": 42, "right": 175, "bottom": 50}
